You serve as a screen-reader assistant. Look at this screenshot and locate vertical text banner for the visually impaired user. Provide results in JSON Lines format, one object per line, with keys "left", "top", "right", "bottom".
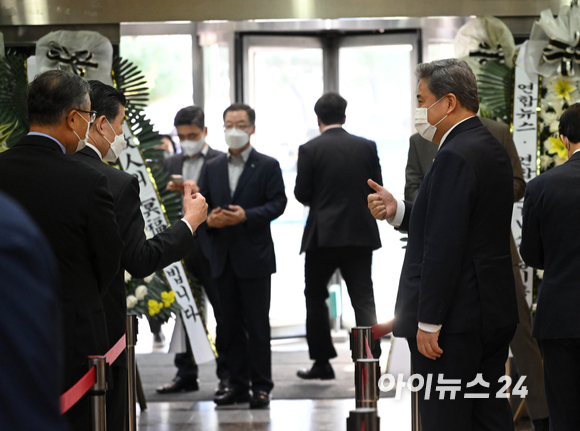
{"left": 118, "top": 123, "right": 215, "bottom": 363}
{"left": 511, "top": 54, "right": 539, "bottom": 307}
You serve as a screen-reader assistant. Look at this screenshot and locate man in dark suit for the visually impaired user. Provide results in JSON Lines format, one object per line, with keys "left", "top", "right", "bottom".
{"left": 157, "top": 106, "right": 229, "bottom": 396}
{"left": 294, "top": 92, "right": 382, "bottom": 379}
{"left": 368, "top": 59, "right": 518, "bottom": 431}
{"left": 200, "top": 103, "right": 287, "bottom": 409}
{"left": 71, "top": 82, "right": 208, "bottom": 430}
{"left": 520, "top": 103, "right": 580, "bottom": 431}
{"left": 0, "top": 69, "right": 124, "bottom": 430}
{"left": 405, "top": 120, "right": 550, "bottom": 430}
{"left": 0, "top": 191, "right": 68, "bottom": 431}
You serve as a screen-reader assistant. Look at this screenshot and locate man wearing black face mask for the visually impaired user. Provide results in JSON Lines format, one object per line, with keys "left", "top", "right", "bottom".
{"left": 0, "top": 70, "right": 123, "bottom": 431}
{"left": 71, "top": 81, "right": 209, "bottom": 431}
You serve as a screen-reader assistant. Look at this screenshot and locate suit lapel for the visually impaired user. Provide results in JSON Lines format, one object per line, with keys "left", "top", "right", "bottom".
{"left": 215, "top": 155, "right": 232, "bottom": 207}
{"left": 232, "top": 149, "right": 259, "bottom": 201}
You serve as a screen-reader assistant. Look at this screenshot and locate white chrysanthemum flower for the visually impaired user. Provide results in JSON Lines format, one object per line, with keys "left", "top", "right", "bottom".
{"left": 124, "top": 271, "right": 132, "bottom": 283}
{"left": 536, "top": 269, "right": 544, "bottom": 280}
{"left": 127, "top": 295, "right": 138, "bottom": 309}
{"left": 135, "top": 285, "right": 148, "bottom": 300}
{"left": 539, "top": 155, "right": 553, "bottom": 170}
{"left": 144, "top": 273, "right": 155, "bottom": 284}
{"left": 549, "top": 121, "right": 560, "bottom": 134}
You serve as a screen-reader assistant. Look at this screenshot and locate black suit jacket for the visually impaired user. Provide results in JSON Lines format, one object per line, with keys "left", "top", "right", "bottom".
{"left": 294, "top": 127, "right": 382, "bottom": 253}
{"left": 72, "top": 147, "right": 196, "bottom": 367}
{"left": 393, "top": 117, "right": 518, "bottom": 338}
{"left": 520, "top": 151, "right": 580, "bottom": 340}
{"left": 199, "top": 148, "right": 287, "bottom": 279}
{"left": 0, "top": 192, "right": 68, "bottom": 431}
{"left": 0, "top": 135, "right": 123, "bottom": 390}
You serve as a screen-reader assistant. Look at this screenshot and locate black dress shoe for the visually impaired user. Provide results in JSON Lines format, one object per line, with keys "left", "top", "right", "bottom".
{"left": 215, "top": 378, "right": 230, "bottom": 396}
{"left": 250, "top": 390, "right": 270, "bottom": 409}
{"left": 156, "top": 377, "right": 199, "bottom": 394}
{"left": 214, "top": 389, "right": 251, "bottom": 406}
{"left": 297, "top": 362, "right": 335, "bottom": 380}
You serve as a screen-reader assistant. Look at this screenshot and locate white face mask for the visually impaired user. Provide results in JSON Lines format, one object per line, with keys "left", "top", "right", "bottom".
{"left": 180, "top": 137, "right": 205, "bottom": 157}
{"left": 414, "top": 95, "right": 448, "bottom": 142}
{"left": 73, "top": 111, "right": 91, "bottom": 153}
{"left": 102, "top": 119, "right": 127, "bottom": 162}
{"left": 224, "top": 127, "right": 250, "bottom": 150}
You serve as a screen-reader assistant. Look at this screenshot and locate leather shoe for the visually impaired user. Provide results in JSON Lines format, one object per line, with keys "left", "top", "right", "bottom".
{"left": 215, "top": 378, "right": 230, "bottom": 396}
{"left": 156, "top": 377, "right": 199, "bottom": 394}
{"left": 214, "top": 389, "right": 251, "bottom": 406}
{"left": 297, "top": 362, "right": 335, "bottom": 380}
{"left": 250, "top": 390, "right": 270, "bottom": 409}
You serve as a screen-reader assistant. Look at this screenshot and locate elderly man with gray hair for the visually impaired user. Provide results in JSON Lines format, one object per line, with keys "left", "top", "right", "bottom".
{"left": 368, "top": 59, "right": 518, "bottom": 431}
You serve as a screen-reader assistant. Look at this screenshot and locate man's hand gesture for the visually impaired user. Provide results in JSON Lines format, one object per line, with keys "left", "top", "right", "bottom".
{"left": 367, "top": 179, "right": 398, "bottom": 221}
{"left": 182, "top": 182, "right": 207, "bottom": 231}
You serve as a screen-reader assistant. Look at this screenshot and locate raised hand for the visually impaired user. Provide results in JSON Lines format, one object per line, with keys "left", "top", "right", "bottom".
{"left": 367, "top": 179, "right": 398, "bottom": 221}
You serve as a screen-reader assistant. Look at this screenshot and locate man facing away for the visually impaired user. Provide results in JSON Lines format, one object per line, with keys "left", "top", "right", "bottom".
{"left": 157, "top": 106, "right": 229, "bottom": 396}
{"left": 294, "top": 92, "right": 383, "bottom": 379}
{"left": 368, "top": 59, "right": 518, "bottom": 431}
{"left": 200, "top": 103, "right": 287, "bottom": 409}
{"left": 520, "top": 103, "right": 580, "bottom": 431}
{"left": 71, "top": 81, "right": 208, "bottom": 430}
{"left": 0, "top": 69, "right": 124, "bottom": 431}
{"left": 404, "top": 122, "right": 550, "bottom": 431}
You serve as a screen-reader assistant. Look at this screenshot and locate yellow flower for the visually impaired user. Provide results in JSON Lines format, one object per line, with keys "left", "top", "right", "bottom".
{"left": 544, "top": 136, "right": 568, "bottom": 160}
{"left": 148, "top": 299, "right": 164, "bottom": 316}
{"left": 551, "top": 78, "right": 576, "bottom": 100}
{"left": 161, "top": 290, "right": 176, "bottom": 308}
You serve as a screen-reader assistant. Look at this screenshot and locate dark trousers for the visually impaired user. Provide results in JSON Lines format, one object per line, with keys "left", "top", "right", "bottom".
{"left": 304, "top": 246, "right": 380, "bottom": 360}
{"left": 216, "top": 260, "right": 273, "bottom": 393}
{"left": 174, "top": 241, "right": 228, "bottom": 381}
{"left": 408, "top": 325, "right": 516, "bottom": 431}
{"left": 107, "top": 366, "right": 127, "bottom": 431}
{"left": 539, "top": 338, "right": 580, "bottom": 431}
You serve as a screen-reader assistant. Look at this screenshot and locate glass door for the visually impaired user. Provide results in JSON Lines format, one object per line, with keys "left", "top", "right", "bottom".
{"left": 242, "top": 32, "right": 418, "bottom": 336}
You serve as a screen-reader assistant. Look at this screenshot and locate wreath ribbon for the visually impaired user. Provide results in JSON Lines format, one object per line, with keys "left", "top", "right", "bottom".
{"left": 46, "top": 41, "right": 99, "bottom": 77}
{"left": 469, "top": 42, "right": 505, "bottom": 65}
{"left": 541, "top": 32, "right": 580, "bottom": 77}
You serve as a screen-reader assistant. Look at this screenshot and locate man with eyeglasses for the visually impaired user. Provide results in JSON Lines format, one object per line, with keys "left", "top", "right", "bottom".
{"left": 199, "top": 103, "right": 287, "bottom": 409}
{"left": 0, "top": 70, "right": 123, "bottom": 431}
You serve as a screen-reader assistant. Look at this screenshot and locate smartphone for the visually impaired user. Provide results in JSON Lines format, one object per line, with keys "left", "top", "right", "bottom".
{"left": 170, "top": 174, "right": 184, "bottom": 185}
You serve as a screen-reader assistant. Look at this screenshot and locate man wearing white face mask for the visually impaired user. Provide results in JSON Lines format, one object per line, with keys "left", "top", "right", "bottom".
{"left": 368, "top": 59, "right": 518, "bottom": 431}
{"left": 72, "top": 82, "right": 209, "bottom": 431}
{"left": 0, "top": 70, "right": 124, "bottom": 431}
{"left": 159, "top": 106, "right": 230, "bottom": 397}
{"left": 200, "top": 103, "right": 287, "bottom": 409}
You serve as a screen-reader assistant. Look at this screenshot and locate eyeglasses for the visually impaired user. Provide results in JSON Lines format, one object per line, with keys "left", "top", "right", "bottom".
{"left": 77, "top": 109, "right": 97, "bottom": 123}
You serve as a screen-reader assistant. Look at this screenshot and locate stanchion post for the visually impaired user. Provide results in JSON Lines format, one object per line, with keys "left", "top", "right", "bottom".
{"left": 355, "top": 358, "right": 380, "bottom": 409}
{"left": 127, "top": 314, "right": 138, "bottom": 431}
{"left": 346, "top": 408, "right": 380, "bottom": 431}
{"left": 350, "top": 326, "right": 374, "bottom": 362}
{"left": 411, "top": 363, "right": 422, "bottom": 431}
{"left": 88, "top": 356, "right": 107, "bottom": 431}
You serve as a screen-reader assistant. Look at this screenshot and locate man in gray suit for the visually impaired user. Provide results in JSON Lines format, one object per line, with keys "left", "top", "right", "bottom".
{"left": 405, "top": 116, "right": 549, "bottom": 431}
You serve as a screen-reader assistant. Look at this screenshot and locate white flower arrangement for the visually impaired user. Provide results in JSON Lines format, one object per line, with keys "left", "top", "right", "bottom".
{"left": 135, "top": 285, "right": 148, "bottom": 300}
{"left": 127, "top": 295, "right": 138, "bottom": 309}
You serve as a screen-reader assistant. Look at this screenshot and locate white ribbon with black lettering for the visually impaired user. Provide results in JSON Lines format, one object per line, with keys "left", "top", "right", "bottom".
{"left": 118, "top": 123, "right": 215, "bottom": 363}
{"left": 512, "top": 46, "right": 539, "bottom": 307}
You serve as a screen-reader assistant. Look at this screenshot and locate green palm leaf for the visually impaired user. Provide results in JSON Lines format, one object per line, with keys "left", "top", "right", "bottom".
{"left": 477, "top": 61, "right": 512, "bottom": 123}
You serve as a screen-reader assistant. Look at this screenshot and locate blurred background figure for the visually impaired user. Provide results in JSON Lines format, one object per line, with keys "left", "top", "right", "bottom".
{"left": 0, "top": 191, "right": 68, "bottom": 431}
{"left": 157, "top": 134, "right": 177, "bottom": 158}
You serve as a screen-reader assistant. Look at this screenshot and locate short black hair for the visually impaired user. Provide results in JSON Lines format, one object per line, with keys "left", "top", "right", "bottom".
{"left": 314, "top": 93, "right": 347, "bottom": 125}
{"left": 559, "top": 103, "right": 580, "bottom": 144}
{"left": 174, "top": 106, "right": 205, "bottom": 129}
{"left": 27, "top": 70, "right": 90, "bottom": 126}
{"left": 88, "top": 80, "right": 126, "bottom": 122}
{"left": 223, "top": 103, "right": 255, "bottom": 125}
